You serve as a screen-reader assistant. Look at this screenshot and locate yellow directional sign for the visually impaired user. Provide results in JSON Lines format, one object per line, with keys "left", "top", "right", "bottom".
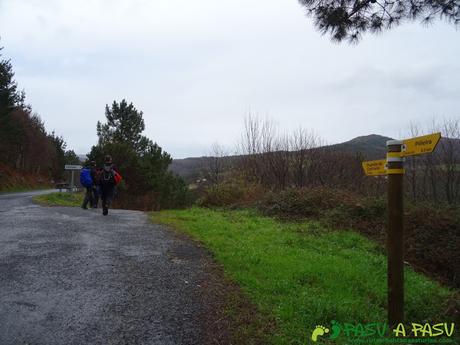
{"left": 362, "top": 159, "right": 387, "bottom": 176}
{"left": 402, "top": 132, "right": 441, "bottom": 157}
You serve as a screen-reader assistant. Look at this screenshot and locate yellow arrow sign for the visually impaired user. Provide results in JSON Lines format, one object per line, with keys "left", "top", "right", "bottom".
{"left": 402, "top": 132, "right": 441, "bottom": 157}
{"left": 362, "top": 159, "right": 387, "bottom": 176}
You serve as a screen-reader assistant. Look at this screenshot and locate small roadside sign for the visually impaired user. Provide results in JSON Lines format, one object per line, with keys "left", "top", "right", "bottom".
{"left": 362, "top": 159, "right": 387, "bottom": 176}
{"left": 64, "top": 165, "right": 82, "bottom": 192}
{"left": 402, "top": 132, "right": 441, "bottom": 157}
{"left": 65, "top": 165, "right": 82, "bottom": 170}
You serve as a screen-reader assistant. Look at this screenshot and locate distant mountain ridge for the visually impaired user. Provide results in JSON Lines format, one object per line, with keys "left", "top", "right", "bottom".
{"left": 327, "top": 134, "right": 393, "bottom": 160}
{"left": 169, "top": 134, "right": 394, "bottom": 182}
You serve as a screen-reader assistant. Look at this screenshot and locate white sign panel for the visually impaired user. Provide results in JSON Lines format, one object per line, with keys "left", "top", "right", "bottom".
{"left": 64, "top": 165, "right": 82, "bottom": 170}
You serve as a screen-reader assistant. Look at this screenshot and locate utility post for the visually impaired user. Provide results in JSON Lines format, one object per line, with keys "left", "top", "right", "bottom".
{"left": 386, "top": 140, "right": 404, "bottom": 326}
{"left": 70, "top": 170, "right": 75, "bottom": 192}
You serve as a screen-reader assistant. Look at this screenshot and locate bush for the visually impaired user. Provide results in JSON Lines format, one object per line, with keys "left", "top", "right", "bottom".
{"left": 405, "top": 204, "right": 460, "bottom": 287}
{"left": 258, "top": 187, "right": 360, "bottom": 219}
{"left": 197, "top": 179, "right": 265, "bottom": 208}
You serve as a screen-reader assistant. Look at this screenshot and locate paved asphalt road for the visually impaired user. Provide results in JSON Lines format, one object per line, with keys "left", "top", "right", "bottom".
{"left": 0, "top": 190, "right": 213, "bottom": 345}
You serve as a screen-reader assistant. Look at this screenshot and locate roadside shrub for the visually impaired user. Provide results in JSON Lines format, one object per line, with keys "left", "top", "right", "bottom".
{"left": 405, "top": 205, "right": 460, "bottom": 287}
{"left": 197, "top": 179, "right": 265, "bottom": 207}
{"left": 112, "top": 176, "right": 191, "bottom": 211}
{"left": 258, "top": 187, "right": 360, "bottom": 219}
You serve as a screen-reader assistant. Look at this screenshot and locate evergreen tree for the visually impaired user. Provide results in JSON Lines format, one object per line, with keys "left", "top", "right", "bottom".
{"left": 0, "top": 41, "right": 71, "bottom": 185}
{"left": 89, "top": 100, "right": 189, "bottom": 209}
{"left": 0, "top": 45, "right": 20, "bottom": 164}
{"left": 49, "top": 132, "right": 67, "bottom": 180}
{"left": 298, "top": 0, "right": 459, "bottom": 42}
{"left": 64, "top": 150, "right": 81, "bottom": 165}
{"left": 0, "top": 46, "right": 18, "bottom": 112}
{"left": 97, "top": 99, "right": 151, "bottom": 153}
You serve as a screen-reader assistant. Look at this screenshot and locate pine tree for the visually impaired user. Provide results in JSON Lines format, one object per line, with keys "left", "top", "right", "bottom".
{"left": 89, "top": 100, "right": 189, "bottom": 209}
{"left": 298, "top": 0, "right": 459, "bottom": 42}
{"left": 97, "top": 99, "right": 150, "bottom": 153}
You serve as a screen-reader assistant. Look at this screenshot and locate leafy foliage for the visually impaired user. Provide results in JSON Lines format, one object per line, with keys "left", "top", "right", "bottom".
{"left": 298, "top": 0, "right": 460, "bottom": 42}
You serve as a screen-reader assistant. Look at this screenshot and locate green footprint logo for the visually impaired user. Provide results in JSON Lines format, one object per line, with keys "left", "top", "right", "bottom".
{"left": 311, "top": 325, "right": 329, "bottom": 342}
{"left": 329, "top": 320, "right": 341, "bottom": 339}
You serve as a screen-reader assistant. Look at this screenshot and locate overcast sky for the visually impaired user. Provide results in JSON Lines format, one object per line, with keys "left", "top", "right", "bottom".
{"left": 0, "top": 0, "right": 458, "bottom": 158}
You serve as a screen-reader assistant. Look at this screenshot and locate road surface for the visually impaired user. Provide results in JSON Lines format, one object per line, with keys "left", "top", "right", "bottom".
{"left": 0, "top": 190, "right": 215, "bottom": 345}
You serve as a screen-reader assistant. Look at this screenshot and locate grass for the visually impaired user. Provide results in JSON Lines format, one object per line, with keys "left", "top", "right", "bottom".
{"left": 151, "top": 207, "right": 457, "bottom": 345}
{"left": 34, "top": 192, "right": 84, "bottom": 207}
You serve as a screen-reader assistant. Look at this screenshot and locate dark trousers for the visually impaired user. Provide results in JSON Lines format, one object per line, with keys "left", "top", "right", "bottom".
{"left": 82, "top": 187, "right": 94, "bottom": 209}
{"left": 101, "top": 187, "right": 114, "bottom": 210}
{"left": 93, "top": 187, "right": 100, "bottom": 208}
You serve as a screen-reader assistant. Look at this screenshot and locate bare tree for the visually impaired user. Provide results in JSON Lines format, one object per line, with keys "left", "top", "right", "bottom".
{"left": 404, "top": 118, "right": 460, "bottom": 204}
{"left": 238, "top": 114, "right": 263, "bottom": 183}
{"left": 290, "top": 127, "right": 321, "bottom": 188}
{"left": 439, "top": 118, "right": 460, "bottom": 204}
{"left": 406, "top": 122, "right": 421, "bottom": 201}
{"left": 204, "top": 142, "right": 229, "bottom": 185}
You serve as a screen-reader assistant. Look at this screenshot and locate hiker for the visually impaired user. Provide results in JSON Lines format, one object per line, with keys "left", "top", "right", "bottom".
{"left": 99, "top": 155, "right": 122, "bottom": 216}
{"left": 93, "top": 166, "right": 103, "bottom": 208}
{"left": 80, "top": 162, "right": 96, "bottom": 210}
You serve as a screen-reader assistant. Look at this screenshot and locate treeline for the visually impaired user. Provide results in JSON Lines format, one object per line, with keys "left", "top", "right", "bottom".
{"left": 405, "top": 120, "right": 460, "bottom": 204}
{"left": 202, "top": 116, "right": 460, "bottom": 205}
{"left": 0, "top": 44, "right": 78, "bottom": 184}
{"left": 87, "top": 99, "right": 189, "bottom": 210}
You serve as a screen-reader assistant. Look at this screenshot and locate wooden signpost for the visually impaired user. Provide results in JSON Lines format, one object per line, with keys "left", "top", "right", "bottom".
{"left": 362, "top": 132, "right": 441, "bottom": 326}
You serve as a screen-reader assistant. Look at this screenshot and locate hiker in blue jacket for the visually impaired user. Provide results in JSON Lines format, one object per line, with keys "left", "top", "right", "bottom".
{"left": 80, "top": 161, "right": 97, "bottom": 209}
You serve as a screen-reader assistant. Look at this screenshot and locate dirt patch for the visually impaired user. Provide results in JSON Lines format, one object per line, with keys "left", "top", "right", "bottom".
{"left": 168, "top": 230, "right": 276, "bottom": 345}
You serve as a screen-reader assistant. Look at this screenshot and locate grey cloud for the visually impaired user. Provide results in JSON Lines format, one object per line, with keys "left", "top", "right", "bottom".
{"left": 0, "top": 0, "right": 458, "bottom": 158}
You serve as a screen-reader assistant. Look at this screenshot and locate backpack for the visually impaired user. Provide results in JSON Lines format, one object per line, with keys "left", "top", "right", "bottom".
{"left": 113, "top": 171, "right": 122, "bottom": 185}
{"left": 80, "top": 168, "right": 93, "bottom": 188}
{"left": 101, "top": 169, "right": 114, "bottom": 186}
{"left": 94, "top": 169, "right": 102, "bottom": 184}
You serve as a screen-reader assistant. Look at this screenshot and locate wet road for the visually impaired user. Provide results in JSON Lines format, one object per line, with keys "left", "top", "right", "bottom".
{"left": 0, "top": 191, "right": 210, "bottom": 345}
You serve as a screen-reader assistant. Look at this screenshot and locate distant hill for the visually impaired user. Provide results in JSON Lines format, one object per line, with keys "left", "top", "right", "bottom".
{"left": 170, "top": 134, "right": 394, "bottom": 182}
{"left": 326, "top": 134, "right": 393, "bottom": 160}
{"left": 169, "top": 156, "right": 219, "bottom": 183}
{"left": 168, "top": 133, "right": 460, "bottom": 183}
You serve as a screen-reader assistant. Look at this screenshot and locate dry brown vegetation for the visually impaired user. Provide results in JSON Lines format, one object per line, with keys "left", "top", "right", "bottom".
{"left": 0, "top": 164, "right": 51, "bottom": 191}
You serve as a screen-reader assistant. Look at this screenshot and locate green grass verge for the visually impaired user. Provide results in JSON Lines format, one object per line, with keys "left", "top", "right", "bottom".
{"left": 33, "top": 192, "right": 84, "bottom": 207}
{"left": 151, "top": 207, "right": 457, "bottom": 345}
